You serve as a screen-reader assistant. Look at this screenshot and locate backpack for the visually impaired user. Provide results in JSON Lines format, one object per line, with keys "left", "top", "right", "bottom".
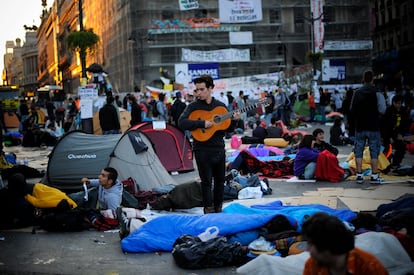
{"left": 150, "top": 100, "right": 159, "bottom": 117}
{"left": 37, "top": 207, "right": 91, "bottom": 232}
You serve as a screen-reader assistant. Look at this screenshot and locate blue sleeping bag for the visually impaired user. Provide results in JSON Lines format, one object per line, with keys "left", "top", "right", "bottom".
{"left": 121, "top": 201, "right": 356, "bottom": 253}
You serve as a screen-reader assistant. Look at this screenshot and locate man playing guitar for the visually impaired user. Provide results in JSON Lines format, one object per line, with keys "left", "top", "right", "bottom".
{"left": 178, "top": 75, "right": 241, "bottom": 214}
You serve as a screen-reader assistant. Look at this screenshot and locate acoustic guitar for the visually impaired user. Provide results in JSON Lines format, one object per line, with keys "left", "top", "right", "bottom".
{"left": 189, "top": 99, "right": 268, "bottom": 142}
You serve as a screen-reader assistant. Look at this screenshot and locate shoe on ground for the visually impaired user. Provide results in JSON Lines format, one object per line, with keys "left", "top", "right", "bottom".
{"left": 116, "top": 207, "right": 130, "bottom": 239}
{"left": 356, "top": 175, "right": 364, "bottom": 184}
{"left": 370, "top": 176, "right": 385, "bottom": 185}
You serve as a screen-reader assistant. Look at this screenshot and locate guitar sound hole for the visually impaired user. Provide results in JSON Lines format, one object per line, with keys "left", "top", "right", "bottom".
{"left": 213, "top": 116, "right": 221, "bottom": 124}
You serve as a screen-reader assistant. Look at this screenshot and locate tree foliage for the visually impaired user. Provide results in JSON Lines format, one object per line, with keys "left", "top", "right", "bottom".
{"left": 306, "top": 51, "right": 323, "bottom": 64}
{"left": 66, "top": 28, "right": 99, "bottom": 55}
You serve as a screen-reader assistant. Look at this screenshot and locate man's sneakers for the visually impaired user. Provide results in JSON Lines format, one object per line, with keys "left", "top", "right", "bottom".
{"left": 116, "top": 207, "right": 130, "bottom": 239}
{"left": 370, "top": 173, "right": 385, "bottom": 185}
{"left": 355, "top": 174, "right": 364, "bottom": 184}
{"left": 355, "top": 173, "right": 384, "bottom": 185}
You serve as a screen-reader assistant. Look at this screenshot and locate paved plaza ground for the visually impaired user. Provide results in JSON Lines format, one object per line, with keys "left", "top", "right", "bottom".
{"left": 1, "top": 124, "right": 413, "bottom": 274}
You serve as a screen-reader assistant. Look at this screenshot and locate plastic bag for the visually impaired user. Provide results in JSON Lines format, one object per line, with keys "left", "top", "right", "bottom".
{"left": 172, "top": 235, "right": 248, "bottom": 269}
{"left": 237, "top": 186, "right": 263, "bottom": 199}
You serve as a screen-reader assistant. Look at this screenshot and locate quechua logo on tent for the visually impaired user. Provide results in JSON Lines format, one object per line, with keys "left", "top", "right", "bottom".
{"left": 67, "top": 154, "right": 97, "bottom": 159}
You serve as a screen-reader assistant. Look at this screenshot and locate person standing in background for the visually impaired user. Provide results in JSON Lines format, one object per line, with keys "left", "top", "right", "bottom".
{"left": 156, "top": 93, "right": 167, "bottom": 121}
{"left": 217, "top": 91, "right": 229, "bottom": 107}
{"left": 318, "top": 88, "right": 330, "bottom": 125}
{"left": 99, "top": 96, "right": 121, "bottom": 135}
{"left": 170, "top": 91, "right": 186, "bottom": 127}
{"left": 128, "top": 95, "right": 142, "bottom": 127}
{"left": 308, "top": 90, "right": 316, "bottom": 123}
{"left": 226, "top": 91, "right": 234, "bottom": 111}
{"left": 350, "top": 70, "right": 386, "bottom": 184}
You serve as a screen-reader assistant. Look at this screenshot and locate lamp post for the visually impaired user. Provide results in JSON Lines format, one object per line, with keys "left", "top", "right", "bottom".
{"left": 78, "top": 0, "right": 87, "bottom": 86}
{"left": 306, "top": 11, "right": 324, "bottom": 90}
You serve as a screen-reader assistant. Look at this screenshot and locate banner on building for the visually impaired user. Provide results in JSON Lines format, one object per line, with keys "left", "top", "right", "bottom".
{"left": 182, "top": 48, "right": 250, "bottom": 62}
{"left": 174, "top": 63, "right": 220, "bottom": 87}
{"left": 322, "top": 59, "right": 346, "bottom": 81}
{"left": 179, "top": 0, "right": 199, "bottom": 10}
{"left": 324, "top": 40, "right": 373, "bottom": 51}
{"left": 219, "top": 0, "right": 263, "bottom": 23}
{"left": 310, "top": 0, "right": 324, "bottom": 53}
{"left": 229, "top": 31, "right": 253, "bottom": 45}
{"left": 188, "top": 63, "right": 220, "bottom": 80}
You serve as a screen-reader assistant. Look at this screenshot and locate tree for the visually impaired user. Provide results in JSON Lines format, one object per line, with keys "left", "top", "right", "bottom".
{"left": 66, "top": 28, "right": 100, "bottom": 83}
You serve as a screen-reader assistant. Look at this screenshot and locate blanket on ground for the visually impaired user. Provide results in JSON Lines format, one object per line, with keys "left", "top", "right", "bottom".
{"left": 120, "top": 201, "right": 356, "bottom": 253}
{"left": 229, "top": 150, "right": 294, "bottom": 178}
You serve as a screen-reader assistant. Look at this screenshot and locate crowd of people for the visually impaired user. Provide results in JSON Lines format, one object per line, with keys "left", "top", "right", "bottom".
{"left": 1, "top": 70, "right": 413, "bottom": 273}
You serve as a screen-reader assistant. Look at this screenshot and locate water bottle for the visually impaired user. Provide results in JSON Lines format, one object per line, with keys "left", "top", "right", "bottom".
{"left": 260, "top": 180, "right": 268, "bottom": 192}
{"left": 198, "top": 226, "right": 219, "bottom": 242}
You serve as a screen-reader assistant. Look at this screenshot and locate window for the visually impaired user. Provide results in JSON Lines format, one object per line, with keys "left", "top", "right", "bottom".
{"left": 162, "top": 10, "right": 173, "bottom": 20}
{"left": 269, "top": 8, "right": 280, "bottom": 23}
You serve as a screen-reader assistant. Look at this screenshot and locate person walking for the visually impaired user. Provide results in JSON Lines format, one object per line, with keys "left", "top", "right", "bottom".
{"left": 350, "top": 70, "right": 386, "bottom": 184}
{"left": 99, "top": 96, "right": 121, "bottom": 135}
{"left": 179, "top": 75, "right": 239, "bottom": 214}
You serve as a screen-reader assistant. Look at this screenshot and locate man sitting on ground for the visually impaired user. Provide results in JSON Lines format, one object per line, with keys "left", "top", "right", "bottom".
{"left": 81, "top": 167, "right": 122, "bottom": 210}
{"left": 312, "top": 128, "right": 339, "bottom": 156}
{"left": 266, "top": 116, "right": 283, "bottom": 138}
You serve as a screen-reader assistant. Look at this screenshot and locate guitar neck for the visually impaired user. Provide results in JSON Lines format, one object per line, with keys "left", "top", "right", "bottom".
{"left": 221, "top": 101, "right": 264, "bottom": 120}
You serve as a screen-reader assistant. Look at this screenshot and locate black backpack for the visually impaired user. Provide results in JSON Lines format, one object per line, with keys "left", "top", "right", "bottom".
{"left": 36, "top": 199, "right": 90, "bottom": 232}
{"left": 151, "top": 100, "right": 159, "bottom": 117}
{"left": 37, "top": 207, "right": 91, "bottom": 232}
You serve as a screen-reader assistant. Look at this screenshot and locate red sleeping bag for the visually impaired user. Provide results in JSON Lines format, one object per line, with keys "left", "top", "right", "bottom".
{"left": 315, "top": 149, "right": 344, "bottom": 182}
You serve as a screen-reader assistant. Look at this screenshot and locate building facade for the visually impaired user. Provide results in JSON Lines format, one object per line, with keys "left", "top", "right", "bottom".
{"left": 371, "top": 0, "right": 414, "bottom": 89}
{"left": 31, "top": 1, "right": 374, "bottom": 95}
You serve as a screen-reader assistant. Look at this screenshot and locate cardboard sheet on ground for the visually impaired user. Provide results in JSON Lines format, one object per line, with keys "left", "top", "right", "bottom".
{"left": 286, "top": 176, "right": 315, "bottom": 183}
{"left": 288, "top": 196, "right": 337, "bottom": 209}
{"left": 341, "top": 185, "right": 413, "bottom": 200}
{"left": 338, "top": 197, "right": 392, "bottom": 212}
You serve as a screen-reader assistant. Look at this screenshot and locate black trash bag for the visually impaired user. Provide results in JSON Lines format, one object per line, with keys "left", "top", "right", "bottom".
{"left": 172, "top": 235, "right": 249, "bottom": 269}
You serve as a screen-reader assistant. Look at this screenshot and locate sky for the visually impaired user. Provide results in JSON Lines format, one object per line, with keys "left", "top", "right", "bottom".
{"left": 0, "top": 0, "right": 53, "bottom": 83}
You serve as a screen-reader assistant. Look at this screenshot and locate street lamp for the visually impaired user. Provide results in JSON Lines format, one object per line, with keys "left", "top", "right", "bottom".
{"left": 305, "top": 11, "right": 325, "bottom": 88}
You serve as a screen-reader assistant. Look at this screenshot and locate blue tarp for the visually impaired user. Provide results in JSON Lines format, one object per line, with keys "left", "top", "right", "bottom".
{"left": 121, "top": 201, "right": 356, "bottom": 253}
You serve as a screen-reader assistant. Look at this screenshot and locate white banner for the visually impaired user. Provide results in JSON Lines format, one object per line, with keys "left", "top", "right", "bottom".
{"left": 229, "top": 31, "right": 253, "bottom": 45}
{"left": 310, "top": 0, "right": 324, "bottom": 53}
{"left": 181, "top": 48, "right": 250, "bottom": 62}
{"left": 324, "top": 40, "right": 373, "bottom": 51}
{"left": 178, "top": 0, "right": 199, "bottom": 10}
{"left": 174, "top": 63, "right": 191, "bottom": 87}
{"left": 219, "top": 0, "right": 263, "bottom": 23}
